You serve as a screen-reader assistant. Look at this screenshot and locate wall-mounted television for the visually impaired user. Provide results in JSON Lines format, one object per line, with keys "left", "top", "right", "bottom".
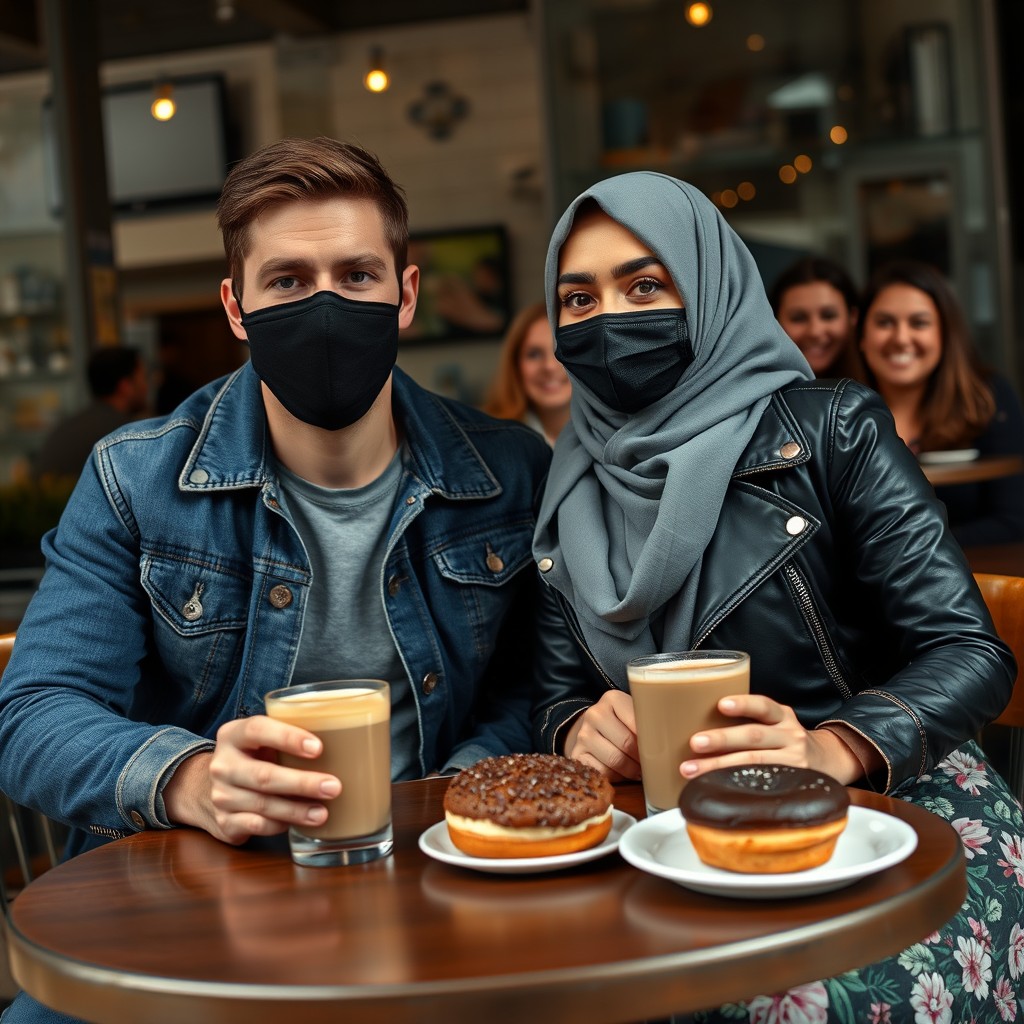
{"left": 43, "top": 73, "right": 232, "bottom": 216}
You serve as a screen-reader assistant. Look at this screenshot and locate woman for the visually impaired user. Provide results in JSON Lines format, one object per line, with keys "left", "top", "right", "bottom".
{"left": 532, "top": 171, "right": 1020, "bottom": 1023}
{"left": 859, "top": 260, "right": 1024, "bottom": 547}
{"left": 483, "top": 301, "right": 571, "bottom": 445}
{"left": 769, "top": 256, "right": 864, "bottom": 379}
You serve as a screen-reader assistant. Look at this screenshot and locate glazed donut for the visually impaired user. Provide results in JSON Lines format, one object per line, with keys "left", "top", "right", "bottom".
{"left": 443, "top": 754, "right": 614, "bottom": 858}
{"left": 679, "top": 764, "right": 850, "bottom": 874}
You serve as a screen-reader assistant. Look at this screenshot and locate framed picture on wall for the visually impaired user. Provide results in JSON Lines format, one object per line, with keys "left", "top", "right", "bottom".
{"left": 401, "top": 225, "right": 511, "bottom": 344}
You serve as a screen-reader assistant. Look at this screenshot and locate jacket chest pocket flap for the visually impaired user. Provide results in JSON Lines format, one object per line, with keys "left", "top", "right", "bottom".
{"left": 431, "top": 522, "right": 534, "bottom": 587}
{"left": 141, "top": 553, "right": 252, "bottom": 636}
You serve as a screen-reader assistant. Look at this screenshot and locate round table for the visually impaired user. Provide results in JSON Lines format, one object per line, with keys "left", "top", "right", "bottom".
{"left": 6, "top": 779, "right": 965, "bottom": 1024}
{"left": 919, "top": 454, "right": 1024, "bottom": 487}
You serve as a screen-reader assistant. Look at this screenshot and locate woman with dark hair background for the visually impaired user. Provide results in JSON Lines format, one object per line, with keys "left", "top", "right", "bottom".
{"left": 858, "top": 259, "right": 1024, "bottom": 547}
{"left": 769, "top": 256, "right": 865, "bottom": 380}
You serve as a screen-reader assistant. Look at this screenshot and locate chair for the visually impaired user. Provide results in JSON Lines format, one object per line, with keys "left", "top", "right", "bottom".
{"left": 0, "top": 633, "right": 61, "bottom": 911}
{"left": 975, "top": 574, "right": 1024, "bottom": 798}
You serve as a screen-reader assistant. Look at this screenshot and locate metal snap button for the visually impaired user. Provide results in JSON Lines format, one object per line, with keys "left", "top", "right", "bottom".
{"left": 785, "top": 516, "right": 807, "bottom": 536}
{"left": 538, "top": 557, "right": 554, "bottom": 573}
{"left": 485, "top": 544, "right": 504, "bottom": 573}
{"left": 182, "top": 583, "right": 204, "bottom": 621}
{"left": 422, "top": 672, "right": 438, "bottom": 695}
{"left": 269, "top": 584, "right": 293, "bottom": 609}
{"left": 130, "top": 811, "right": 145, "bottom": 829}
{"left": 387, "top": 575, "right": 402, "bottom": 597}
{"left": 780, "top": 441, "right": 802, "bottom": 459}
{"left": 189, "top": 468, "right": 209, "bottom": 484}
{"left": 405, "top": 495, "right": 417, "bottom": 505}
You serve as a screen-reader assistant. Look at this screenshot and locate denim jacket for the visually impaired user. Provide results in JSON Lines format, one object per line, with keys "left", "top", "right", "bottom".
{"left": 0, "top": 364, "right": 550, "bottom": 859}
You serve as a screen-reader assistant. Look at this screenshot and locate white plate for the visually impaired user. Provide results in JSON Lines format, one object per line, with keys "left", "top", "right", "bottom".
{"left": 618, "top": 806, "right": 917, "bottom": 899}
{"left": 917, "top": 448, "right": 980, "bottom": 465}
{"left": 418, "top": 809, "right": 636, "bottom": 875}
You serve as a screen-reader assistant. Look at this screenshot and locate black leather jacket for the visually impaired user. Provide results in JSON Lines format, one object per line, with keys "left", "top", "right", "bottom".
{"left": 533, "top": 380, "right": 1016, "bottom": 793}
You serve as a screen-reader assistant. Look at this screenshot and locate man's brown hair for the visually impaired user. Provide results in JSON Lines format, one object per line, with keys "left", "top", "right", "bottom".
{"left": 216, "top": 137, "right": 409, "bottom": 301}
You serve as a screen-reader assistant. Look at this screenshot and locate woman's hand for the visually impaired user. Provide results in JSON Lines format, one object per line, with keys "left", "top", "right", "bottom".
{"left": 563, "top": 690, "right": 641, "bottom": 782}
{"left": 680, "top": 694, "right": 866, "bottom": 785}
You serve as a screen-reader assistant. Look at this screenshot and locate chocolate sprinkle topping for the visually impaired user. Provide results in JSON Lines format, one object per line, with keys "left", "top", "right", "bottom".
{"left": 444, "top": 753, "right": 613, "bottom": 828}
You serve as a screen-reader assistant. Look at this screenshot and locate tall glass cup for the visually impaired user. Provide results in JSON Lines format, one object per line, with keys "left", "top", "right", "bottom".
{"left": 264, "top": 679, "right": 392, "bottom": 867}
{"left": 627, "top": 650, "right": 750, "bottom": 817}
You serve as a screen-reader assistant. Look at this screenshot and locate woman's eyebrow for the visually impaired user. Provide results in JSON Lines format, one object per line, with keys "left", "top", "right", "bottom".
{"left": 612, "top": 256, "right": 664, "bottom": 278}
{"left": 556, "top": 271, "right": 596, "bottom": 286}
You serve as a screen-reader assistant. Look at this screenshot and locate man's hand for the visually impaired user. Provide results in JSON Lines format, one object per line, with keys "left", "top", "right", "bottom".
{"left": 164, "top": 716, "right": 341, "bottom": 845}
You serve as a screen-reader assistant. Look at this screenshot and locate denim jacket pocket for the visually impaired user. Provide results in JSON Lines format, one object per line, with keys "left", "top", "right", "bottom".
{"left": 140, "top": 551, "right": 251, "bottom": 712}
{"left": 431, "top": 521, "right": 534, "bottom": 587}
{"left": 430, "top": 521, "right": 534, "bottom": 664}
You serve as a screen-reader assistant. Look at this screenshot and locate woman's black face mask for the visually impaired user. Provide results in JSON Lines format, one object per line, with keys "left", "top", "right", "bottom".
{"left": 240, "top": 290, "right": 400, "bottom": 431}
{"left": 554, "top": 308, "right": 693, "bottom": 413}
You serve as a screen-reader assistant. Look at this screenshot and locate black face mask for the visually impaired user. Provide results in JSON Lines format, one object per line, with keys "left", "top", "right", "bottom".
{"left": 241, "top": 290, "right": 400, "bottom": 431}
{"left": 555, "top": 308, "right": 693, "bottom": 413}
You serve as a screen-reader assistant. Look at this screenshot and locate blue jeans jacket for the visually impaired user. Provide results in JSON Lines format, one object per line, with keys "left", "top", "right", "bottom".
{"left": 0, "top": 364, "right": 550, "bottom": 863}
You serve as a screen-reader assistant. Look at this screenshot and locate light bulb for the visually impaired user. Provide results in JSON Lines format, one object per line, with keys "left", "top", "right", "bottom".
{"left": 151, "top": 83, "right": 175, "bottom": 121}
{"left": 364, "top": 48, "right": 389, "bottom": 93}
{"left": 685, "top": 3, "right": 712, "bottom": 27}
{"left": 364, "top": 68, "right": 389, "bottom": 93}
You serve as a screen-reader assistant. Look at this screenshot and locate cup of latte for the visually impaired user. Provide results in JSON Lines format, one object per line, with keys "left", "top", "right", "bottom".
{"left": 264, "top": 679, "right": 392, "bottom": 867}
{"left": 627, "top": 651, "right": 750, "bottom": 818}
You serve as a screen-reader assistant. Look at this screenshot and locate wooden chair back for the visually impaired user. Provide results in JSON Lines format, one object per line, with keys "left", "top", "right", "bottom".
{"left": 0, "top": 632, "right": 61, "bottom": 911}
{"left": 975, "top": 574, "right": 1024, "bottom": 728}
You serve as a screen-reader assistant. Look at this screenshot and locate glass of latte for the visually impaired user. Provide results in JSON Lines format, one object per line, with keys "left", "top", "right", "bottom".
{"left": 627, "top": 651, "right": 750, "bottom": 818}
{"left": 264, "top": 679, "right": 392, "bottom": 866}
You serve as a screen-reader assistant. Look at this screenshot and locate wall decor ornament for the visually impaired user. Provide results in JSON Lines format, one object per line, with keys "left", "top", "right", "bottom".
{"left": 407, "top": 81, "right": 469, "bottom": 140}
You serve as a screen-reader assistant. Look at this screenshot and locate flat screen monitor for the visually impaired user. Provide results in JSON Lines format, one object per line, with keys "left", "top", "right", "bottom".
{"left": 43, "top": 73, "right": 231, "bottom": 215}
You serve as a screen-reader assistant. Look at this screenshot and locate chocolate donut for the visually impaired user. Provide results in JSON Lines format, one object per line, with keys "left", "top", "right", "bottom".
{"left": 444, "top": 754, "right": 614, "bottom": 858}
{"left": 679, "top": 764, "right": 850, "bottom": 874}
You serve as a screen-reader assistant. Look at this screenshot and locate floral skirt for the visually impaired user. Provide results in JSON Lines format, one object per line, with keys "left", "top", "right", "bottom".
{"left": 674, "top": 741, "right": 1024, "bottom": 1024}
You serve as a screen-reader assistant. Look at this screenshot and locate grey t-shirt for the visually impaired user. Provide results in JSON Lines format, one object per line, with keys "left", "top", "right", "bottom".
{"left": 274, "top": 448, "right": 419, "bottom": 780}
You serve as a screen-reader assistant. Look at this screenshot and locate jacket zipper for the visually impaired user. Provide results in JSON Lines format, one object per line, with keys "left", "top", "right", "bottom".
{"left": 784, "top": 562, "right": 851, "bottom": 699}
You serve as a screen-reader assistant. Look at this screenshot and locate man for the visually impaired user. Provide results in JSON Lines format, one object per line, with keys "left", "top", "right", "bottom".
{"left": 33, "top": 345, "right": 148, "bottom": 478}
{"left": 0, "top": 137, "right": 549, "bottom": 870}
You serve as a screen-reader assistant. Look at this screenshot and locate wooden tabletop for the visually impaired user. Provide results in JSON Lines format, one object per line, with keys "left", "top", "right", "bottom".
{"left": 919, "top": 454, "right": 1024, "bottom": 487}
{"left": 6, "top": 779, "right": 965, "bottom": 1024}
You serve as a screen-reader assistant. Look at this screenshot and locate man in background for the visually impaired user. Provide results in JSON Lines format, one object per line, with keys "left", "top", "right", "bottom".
{"left": 34, "top": 346, "right": 148, "bottom": 478}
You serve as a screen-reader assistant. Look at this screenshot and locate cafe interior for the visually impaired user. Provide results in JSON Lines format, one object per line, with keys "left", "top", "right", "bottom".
{"left": 2, "top": 0, "right": 1024, "bottom": 1020}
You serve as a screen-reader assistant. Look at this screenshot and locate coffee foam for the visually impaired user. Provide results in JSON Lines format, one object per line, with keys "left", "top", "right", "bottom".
{"left": 267, "top": 686, "right": 389, "bottom": 728}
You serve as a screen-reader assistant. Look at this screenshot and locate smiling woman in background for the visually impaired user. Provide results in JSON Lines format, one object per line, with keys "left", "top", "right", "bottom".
{"left": 483, "top": 301, "right": 572, "bottom": 446}
{"left": 769, "top": 256, "right": 864, "bottom": 379}
{"left": 858, "top": 259, "right": 1024, "bottom": 546}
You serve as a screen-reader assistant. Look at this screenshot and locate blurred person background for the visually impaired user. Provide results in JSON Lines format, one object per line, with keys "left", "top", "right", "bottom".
{"left": 769, "top": 256, "right": 864, "bottom": 380}
{"left": 482, "top": 301, "right": 571, "bottom": 446}
{"left": 858, "top": 259, "right": 1024, "bottom": 547}
{"left": 33, "top": 345, "right": 148, "bottom": 480}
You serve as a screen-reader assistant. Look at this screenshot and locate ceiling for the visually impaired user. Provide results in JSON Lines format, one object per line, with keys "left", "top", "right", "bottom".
{"left": 0, "top": 0, "right": 529, "bottom": 76}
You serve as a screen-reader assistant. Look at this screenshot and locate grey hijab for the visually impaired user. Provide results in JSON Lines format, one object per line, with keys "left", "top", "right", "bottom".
{"left": 533, "top": 171, "right": 812, "bottom": 688}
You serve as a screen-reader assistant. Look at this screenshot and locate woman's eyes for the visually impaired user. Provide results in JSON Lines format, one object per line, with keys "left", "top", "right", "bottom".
{"left": 630, "top": 276, "right": 664, "bottom": 297}
{"left": 559, "top": 275, "right": 668, "bottom": 311}
{"left": 560, "top": 291, "right": 594, "bottom": 310}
